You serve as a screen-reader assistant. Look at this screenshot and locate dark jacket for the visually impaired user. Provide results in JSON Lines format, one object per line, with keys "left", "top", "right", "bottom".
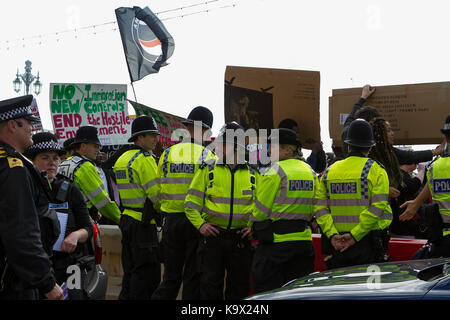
{"left": 0, "top": 142, "right": 55, "bottom": 298}
{"left": 50, "top": 178, "right": 93, "bottom": 272}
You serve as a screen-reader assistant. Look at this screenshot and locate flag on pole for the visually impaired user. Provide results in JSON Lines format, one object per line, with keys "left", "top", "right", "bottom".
{"left": 115, "top": 6, "right": 175, "bottom": 82}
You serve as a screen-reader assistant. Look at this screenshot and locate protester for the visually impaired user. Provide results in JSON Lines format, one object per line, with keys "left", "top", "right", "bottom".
{"left": 0, "top": 95, "right": 63, "bottom": 300}
{"left": 24, "top": 131, "right": 93, "bottom": 300}
{"left": 389, "top": 155, "right": 427, "bottom": 238}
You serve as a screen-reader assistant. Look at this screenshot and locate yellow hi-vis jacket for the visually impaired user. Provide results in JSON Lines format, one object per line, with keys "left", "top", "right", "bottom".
{"left": 427, "top": 155, "right": 450, "bottom": 236}
{"left": 251, "top": 159, "right": 318, "bottom": 243}
{"left": 113, "top": 147, "right": 160, "bottom": 223}
{"left": 57, "top": 154, "right": 121, "bottom": 224}
{"left": 315, "top": 156, "right": 392, "bottom": 242}
{"left": 184, "top": 160, "right": 255, "bottom": 230}
{"left": 158, "top": 139, "right": 216, "bottom": 213}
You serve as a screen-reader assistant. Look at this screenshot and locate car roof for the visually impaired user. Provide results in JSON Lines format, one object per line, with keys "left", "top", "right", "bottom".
{"left": 247, "top": 258, "right": 450, "bottom": 300}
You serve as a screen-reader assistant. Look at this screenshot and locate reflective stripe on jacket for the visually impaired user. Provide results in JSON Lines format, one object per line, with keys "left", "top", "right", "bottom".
{"left": 184, "top": 160, "right": 254, "bottom": 230}
{"left": 251, "top": 158, "right": 317, "bottom": 242}
{"left": 58, "top": 154, "right": 121, "bottom": 224}
{"left": 113, "top": 148, "right": 160, "bottom": 222}
{"left": 315, "top": 156, "right": 392, "bottom": 242}
{"left": 427, "top": 156, "right": 450, "bottom": 236}
{"left": 158, "top": 140, "right": 215, "bottom": 213}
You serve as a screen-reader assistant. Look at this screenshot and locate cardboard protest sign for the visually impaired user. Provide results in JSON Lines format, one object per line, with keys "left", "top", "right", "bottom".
{"left": 329, "top": 81, "right": 450, "bottom": 146}
{"left": 224, "top": 66, "right": 321, "bottom": 149}
{"left": 50, "top": 83, "right": 131, "bottom": 145}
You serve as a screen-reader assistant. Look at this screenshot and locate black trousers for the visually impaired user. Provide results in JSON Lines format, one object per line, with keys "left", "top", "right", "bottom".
{"left": 152, "top": 213, "right": 200, "bottom": 300}
{"left": 430, "top": 235, "right": 450, "bottom": 258}
{"left": 119, "top": 214, "right": 161, "bottom": 300}
{"left": 197, "top": 230, "right": 253, "bottom": 300}
{"left": 251, "top": 241, "right": 315, "bottom": 294}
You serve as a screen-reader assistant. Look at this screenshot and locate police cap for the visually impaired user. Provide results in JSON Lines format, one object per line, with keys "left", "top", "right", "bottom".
{"left": 0, "top": 95, "right": 40, "bottom": 123}
{"left": 24, "top": 132, "right": 65, "bottom": 159}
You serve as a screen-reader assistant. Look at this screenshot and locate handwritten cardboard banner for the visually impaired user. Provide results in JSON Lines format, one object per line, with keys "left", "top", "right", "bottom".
{"left": 49, "top": 83, "right": 131, "bottom": 145}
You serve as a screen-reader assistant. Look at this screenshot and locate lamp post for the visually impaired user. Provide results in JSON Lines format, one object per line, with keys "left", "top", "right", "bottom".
{"left": 13, "top": 60, "right": 42, "bottom": 95}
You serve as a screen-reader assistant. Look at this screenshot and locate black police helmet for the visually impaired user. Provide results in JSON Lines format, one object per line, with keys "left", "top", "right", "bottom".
{"left": 182, "top": 106, "right": 213, "bottom": 129}
{"left": 24, "top": 132, "right": 65, "bottom": 159}
{"left": 63, "top": 137, "right": 76, "bottom": 152}
{"left": 441, "top": 114, "right": 450, "bottom": 134}
{"left": 216, "top": 121, "right": 246, "bottom": 148}
{"left": 344, "top": 118, "right": 376, "bottom": 148}
{"left": 72, "top": 126, "right": 101, "bottom": 146}
{"left": 128, "top": 115, "right": 160, "bottom": 143}
{"left": 268, "top": 128, "right": 302, "bottom": 148}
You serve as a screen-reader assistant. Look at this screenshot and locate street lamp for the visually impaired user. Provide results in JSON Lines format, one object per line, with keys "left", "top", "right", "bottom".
{"left": 13, "top": 60, "right": 42, "bottom": 95}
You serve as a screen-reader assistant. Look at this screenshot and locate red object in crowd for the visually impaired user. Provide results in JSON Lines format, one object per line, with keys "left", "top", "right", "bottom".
{"left": 312, "top": 233, "right": 427, "bottom": 272}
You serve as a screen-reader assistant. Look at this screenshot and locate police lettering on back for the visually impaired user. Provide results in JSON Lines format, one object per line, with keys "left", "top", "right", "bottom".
{"left": 289, "top": 180, "right": 313, "bottom": 191}
{"left": 330, "top": 182, "right": 357, "bottom": 194}
{"left": 170, "top": 163, "right": 195, "bottom": 174}
{"left": 434, "top": 179, "right": 450, "bottom": 193}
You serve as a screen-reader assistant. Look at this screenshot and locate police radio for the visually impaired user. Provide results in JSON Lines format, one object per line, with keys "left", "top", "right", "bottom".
{"left": 56, "top": 180, "right": 70, "bottom": 202}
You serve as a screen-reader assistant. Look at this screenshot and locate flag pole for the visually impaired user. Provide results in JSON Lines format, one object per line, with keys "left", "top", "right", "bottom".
{"left": 130, "top": 81, "right": 138, "bottom": 102}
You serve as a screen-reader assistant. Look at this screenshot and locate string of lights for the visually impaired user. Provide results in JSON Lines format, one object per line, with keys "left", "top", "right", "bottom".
{"left": 0, "top": 0, "right": 238, "bottom": 51}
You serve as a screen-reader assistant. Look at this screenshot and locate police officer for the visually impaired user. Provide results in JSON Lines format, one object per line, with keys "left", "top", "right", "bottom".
{"left": 61, "top": 137, "right": 76, "bottom": 161}
{"left": 152, "top": 106, "right": 215, "bottom": 300}
{"left": 400, "top": 115, "right": 450, "bottom": 257}
{"left": 57, "top": 126, "right": 121, "bottom": 224}
{"left": 184, "top": 122, "right": 254, "bottom": 300}
{"left": 315, "top": 119, "right": 392, "bottom": 269}
{"left": 24, "top": 132, "right": 93, "bottom": 300}
{"left": 0, "top": 95, "right": 63, "bottom": 300}
{"left": 251, "top": 128, "right": 317, "bottom": 293}
{"left": 113, "top": 115, "right": 161, "bottom": 300}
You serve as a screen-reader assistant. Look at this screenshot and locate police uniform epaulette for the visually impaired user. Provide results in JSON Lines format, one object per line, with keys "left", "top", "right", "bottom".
{"left": 0, "top": 147, "right": 23, "bottom": 167}
{"left": 199, "top": 158, "right": 215, "bottom": 169}
{"left": 143, "top": 151, "right": 151, "bottom": 157}
{"left": 370, "top": 158, "right": 385, "bottom": 169}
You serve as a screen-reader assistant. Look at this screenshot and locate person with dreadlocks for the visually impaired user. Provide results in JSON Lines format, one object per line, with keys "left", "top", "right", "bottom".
{"left": 352, "top": 104, "right": 444, "bottom": 240}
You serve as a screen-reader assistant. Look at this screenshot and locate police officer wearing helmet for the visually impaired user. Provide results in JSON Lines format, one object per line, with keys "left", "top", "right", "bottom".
{"left": 113, "top": 115, "right": 161, "bottom": 299}
{"left": 315, "top": 118, "right": 392, "bottom": 269}
{"left": 251, "top": 128, "right": 318, "bottom": 293}
{"left": 24, "top": 132, "right": 93, "bottom": 300}
{"left": 184, "top": 121, "right": 254, "bottom": 300}
{"left": 0, "top": 95, "right": 63, "bottom": 300}
{"left": 152, "top": 106, "right": 216, "bottom": 300}
{"left": 57, "top": 126, "right": 121, "bottom": 225}
{"left": 400, "top": 115, "right": 450, "bottom": 257}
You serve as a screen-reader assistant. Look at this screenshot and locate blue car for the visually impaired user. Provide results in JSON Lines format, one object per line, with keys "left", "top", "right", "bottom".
{"left": 247, "top": 258, "right": 450, "bottom": 300}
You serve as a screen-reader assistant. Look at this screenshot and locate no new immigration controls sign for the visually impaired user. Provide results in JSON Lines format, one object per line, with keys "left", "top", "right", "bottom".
{"left": 50, "top": 83, "right": 131, "bottom": 145}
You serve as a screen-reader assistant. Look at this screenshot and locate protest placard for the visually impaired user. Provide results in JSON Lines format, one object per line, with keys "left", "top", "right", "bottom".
{"left": 50, "top": 83, "right": 131, "bottom": 145}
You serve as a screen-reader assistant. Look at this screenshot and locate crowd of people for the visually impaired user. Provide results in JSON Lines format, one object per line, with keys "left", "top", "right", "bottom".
{"left": 0, "top": 85, "right": 449, "bottom": 300}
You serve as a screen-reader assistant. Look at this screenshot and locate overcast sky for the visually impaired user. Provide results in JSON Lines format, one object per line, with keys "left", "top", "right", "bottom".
{"left": 1, "top": 0, "right": 449, "bottom": 152}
